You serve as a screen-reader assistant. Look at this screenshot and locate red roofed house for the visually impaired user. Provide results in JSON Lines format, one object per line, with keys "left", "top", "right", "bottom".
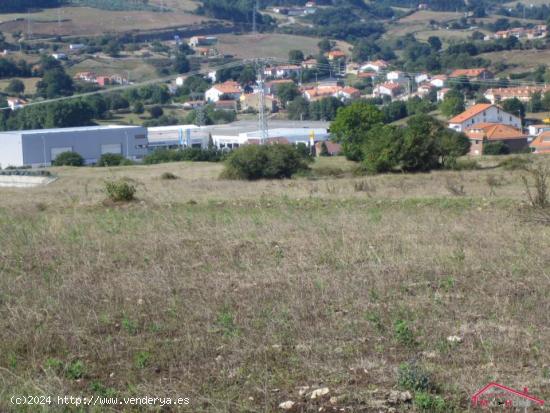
{"left": 465, "top": 123, "right": 528, "bottom": 155}
{"left": 471, "top": 383, "right": 544, "bottom": 409}
{"left": 373, "top": 82, "right": 403, "bottom": 99}
{"left": 205, "top": 81, "right": 243, "bottom": 102}
{"left": 530, "top": 131, "right": 550, "bottom": 154}
{"left": 326, "top": 50, "right": 346, "bottom": 61}
{"left": 265, "top": 65, "right": 301, "bottom": 79}
{"left": 360, "top": 60, "right": 388, "bottom": 73}
{"left": 449, "top": 68, "right": 493, "bottom": 80}
{"left": 336, "top": 86, "right": 361, "bottom": 101}
{"left": 7, "top": 97, "right": 27, "bottom": 110}
{"left": 448, "top": 103, "right": 521, "bottom": 132}
{"left": 265, "top": 79, "right": 294, "bottom": 94}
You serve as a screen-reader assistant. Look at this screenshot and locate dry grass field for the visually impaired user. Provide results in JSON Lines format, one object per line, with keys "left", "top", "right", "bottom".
{"left": 0, "top": 6, "right": 213, "bottom": 38}
{"left": 0, "top": 156, "right": 549, "bottom": 412}
{"left": 481, "top": 48, "right": 550, "bottom": 73}
{"left": 216, "top": 34, "right": 352, "bottom": 61}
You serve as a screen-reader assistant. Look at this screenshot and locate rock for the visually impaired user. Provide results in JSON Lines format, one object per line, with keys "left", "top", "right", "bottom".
{"left": 388, "top": 390, "right": 412, "bottom": 404}
{"left": 272, "top": 344, "right": 283, "bottom": 351}
{"left": 311, "top": 387, "right": 330, "bottom": 400}
{"left": 279, "top": 400, "right": 295, "bottom": 410}
{"left": 400, "top": 391, "right": 412, "bottom": 402}
{"left": 388, "top": 390, "right": 400, "bottom": 404}
{"left": 215, "top": 355, "right": 223, "bottom": 363}
{"left": 295, "top": 344, "right": 311, "bottom": 353}
{"left": 298, "top": 386, "right": 310, "bottom": 396}
{"left": 329, "top": 397, "right": 338, "bottom": 405}
{"left": 447, "top": 335, "right": 463, "bottom": 343}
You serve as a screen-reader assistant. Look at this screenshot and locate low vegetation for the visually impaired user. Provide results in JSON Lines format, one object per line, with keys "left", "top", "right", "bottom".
{"left": 104, "top": 178, "right": 136, "bottom": 202}
{"left": 1, "top": 156, "right": 549, "bottom": 412}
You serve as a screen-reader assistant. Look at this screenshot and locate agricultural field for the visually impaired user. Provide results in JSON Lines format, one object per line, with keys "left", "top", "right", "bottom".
{"left": 0, "top": 77, "right": 40, "bottom": 95}
{"left": 0, "top": 6, "right": 213, "bottom": 38}
{"left": 68, "top": 57, "right": 159, "bottom": 83}
{"left": 1, "top": 155, "right": 549, "bottom": 411}
{"left": 480, "top": 48, "right": 550, "bottom": 73}
{"left": 216, "top": 33, "right": 352, "bottom": 61}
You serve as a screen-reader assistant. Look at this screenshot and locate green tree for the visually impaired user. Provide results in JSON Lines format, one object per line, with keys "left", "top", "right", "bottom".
{"left": 427, "top": 36, "right": 442, "bottom": 51}
{"left": 529, "top": 91, "right": 543, "bottom": 113}
{"left": 288, "top": 49, "right": 304, "bottom": 63}
{"left": 287, "top": 97, "right": 310, "bottom": 121}
{"left": 502, "top": 97, "right": 525, "bottom": 119}
{"left": 483, "top": 140, "right": 509, "bottom": 155}
{"left": 330, "top": 101, "right": 384, "bottom": 161}
{"left": 174, "top": 53, "right": 190, "bottom": 74}
{"left": 149, "top": 105, "right": 164, "bottom": 119}
{"left": 362, "top": 125, "right": 404, "bottom": 173}
{"left": 36, "top": 68, "right": 74, "bottom": 98}
{"left": 276, "top": 83, "right": 300, "bottom": 107}
{"left": 133, "top": 101, "right": 144, "bottom": 114}
{"left": 5, "top": 78, "right": 24, "bottom": 95}
{"left": 439, "top": 90, "right": 465, "bottom": 117}
{"left": 318, "top": 38, "right": 333, "bottom": 53}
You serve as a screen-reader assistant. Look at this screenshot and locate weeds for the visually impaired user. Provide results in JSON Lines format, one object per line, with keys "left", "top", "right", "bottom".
{"left": 522, "top": 164, "right": 549, "bottom": 209}
{"left": 398, "top": 362, "right": 434, "bottom": 392}
{"left": 445, "top": 178, "right": 466, "bottom": 196}
{"left": 353, "top": 179, "right": 376, "bottom": 196}
{"left": 160, "top": 172, "right": 179, "bottom": 180}
{"left": 394, "top": 319, "right": 416, "bottom": 347}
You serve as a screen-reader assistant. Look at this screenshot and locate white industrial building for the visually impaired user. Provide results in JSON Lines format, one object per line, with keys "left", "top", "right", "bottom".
{"left": 0, "top": 125, "right": 148, "bottom": 168}
{"left": 145, "top": 121, "right": 330, "bottom": 150}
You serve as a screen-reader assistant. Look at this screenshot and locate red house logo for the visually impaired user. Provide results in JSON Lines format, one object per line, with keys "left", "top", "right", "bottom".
{"left": 472, "top": 382, "right": 545, "bottom": 409}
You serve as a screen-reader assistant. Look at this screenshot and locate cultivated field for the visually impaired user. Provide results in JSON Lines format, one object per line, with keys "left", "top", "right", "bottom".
{"left": 0, "top": 155, "right": 549, "bottom": 412}
{"left": 216, "top": 34, "right": 352, "bottom": 61}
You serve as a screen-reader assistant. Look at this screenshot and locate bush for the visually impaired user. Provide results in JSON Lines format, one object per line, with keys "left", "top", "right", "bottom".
{"left": 522, "top": 164, "right": 549, "bottom": 209}
{"left": 160, "top": 172, "right": 178, "bottom": 180}
{"left": 143, "top": 148, "right": 224, "bottom": 164}
{"left": 445, "top": 158, "right": 480, "bottom": 170}
{"left": 414, "top": 392, "right": 447, "bottom": 412}
{"left": 394, "top": 319, "right": 416, "bottom": 346}
{"left": 52, "top": 151, "right": 84, "bottom": 167}
{"left": 483, "top": 141, "right": 509, "bottom": 155}
{"left": 398, "top": 362, "right": 434, "bottom": 392}
{"left": 104, "top": 179, "right": 136, "bottom": 202}
{"left": 97, "top": 153, "right": 128, "bottom": 167}
{"left": 221, "top": 144, "right": 309, "bottom": 180}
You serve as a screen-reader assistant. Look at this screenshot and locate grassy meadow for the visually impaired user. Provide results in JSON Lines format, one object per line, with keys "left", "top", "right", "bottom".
{"left": 0, "top": 156, "right": 549, "bottom": 412}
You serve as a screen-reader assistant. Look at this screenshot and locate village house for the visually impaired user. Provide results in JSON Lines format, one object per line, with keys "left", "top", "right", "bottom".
{"left": 484, "top": 86, "right": 550, "bottom": 104}
{"left": 335, "top": 86, "right": 361, "bottom": 101}
{"left": 301, "top": 59, "right": 318, "bottom": 69}
{"left": 301, "top": 85, "right": 360, "bottom": 102}
{"left": 465, "top": 123, "right": 528, "bottom": 155}
{"left": 360, "top": 60, "right": 388, "bottom": 73}
{"left": 7, "top": 97, "right": 27, "bottom": 110}
{"left": 74, "top": 72, "right": 96, "bottom": 83}
{"left": 386, "top": 71, "right": 409, "bottom": 85}
{"left": 373, "top": 82, "right": 403, "bottom": 99}
{"left": 188, "top": 36, "right": 217, "bottom": 48}
{"left": 326, "top": 50, "right": 346, "bottom": 61}
{"left": 214, "top": 100, "right": 238, "bottom": 111}
{"left": 417, "top": 82, "right": 435, "bottom": 98}
{"left": 437, "top": 88, "right": 451, "bottom": 101}
{"left": 488, "top": 25, "right": 547, "bottom": 40}
{"left": 430, "top": 75, "right": 447, "bottom": 88}
{"left": 205, "top": 81, "right": 243, "bottom": 103}
{"left": 528, "top": 124, "right": 550, "bottom": 137}
{"left": 448, "top": 103, "right": 521, "bottom": 132}
{"left": 530, "top": 131, "right": 550, "bottom": 153}
{"left": 264, "top": 65, "right": 301, "bottom": 79}
{"left": 449, "top": 68, "right": 494, "bottom": 80}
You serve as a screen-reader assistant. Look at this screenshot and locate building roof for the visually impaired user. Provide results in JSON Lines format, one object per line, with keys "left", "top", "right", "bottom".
{"left": 341, "top": 86, "right": 360, "bottom": 95}
{"left": 530, "top": 131, "right": 550, "bottom": 153}
{"left": 0, "top": 125, "right": 144, "bottom": 136}
{"left": 327, "top": 50, "right": 346, "bottom": 58}
{"left": 485, "top": 86, "right": 550, "bottom": 99}
{"left": 378, "top": 82, "right": 402, "bottom": 90}
{"left": 315, "top": 141, "right": 342, "bottom": 153}
{"left": 449, "top": 68, "right": 490, "bottom": 78}
{"left": 449, "top": 103, "right": 494, "bottom": 123}
{"left": 211, "top": 81, "right": 242, "bottom": 94}
{"left": 466, "top": 123, "right": 526, "bottom": 140}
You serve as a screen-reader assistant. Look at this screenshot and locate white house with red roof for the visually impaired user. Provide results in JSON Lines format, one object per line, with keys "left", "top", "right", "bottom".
{"left": 205, "top": 81, "right": 243, "bottom": 102}
{"left": 373, "top": 82, "right": 403, "bottom": 99}
{"left": 448, "top": 103, "right": 521, "bottom": 132}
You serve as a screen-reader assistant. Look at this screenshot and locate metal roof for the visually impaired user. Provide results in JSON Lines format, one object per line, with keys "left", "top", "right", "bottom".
{"left": 0, "top": 125, "right": 144, "bottom": 136}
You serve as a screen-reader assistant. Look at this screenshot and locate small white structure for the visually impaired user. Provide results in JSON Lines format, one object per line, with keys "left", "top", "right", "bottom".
{"left": 69, "top": 43, "right": 86, "bottom": 51}
{"left": 360, "top": 60, "right": 388, "bottom": 73}
{"left": 448, "top": 104, "right": 521, "bottom": 132}
{"left": 373, "top": 82, "right": 403, "bottom": 99}
{"left": 386, "top": 71, "right": 408, "bottom": 85}
{"left": 51, "top": 53, "right": 67, "bottom": 60}
{"left": 7, "top": 97, "right": 27, "bottom": 111}
{"left": 0, "top": 125, "right": 147, "bottom": 168}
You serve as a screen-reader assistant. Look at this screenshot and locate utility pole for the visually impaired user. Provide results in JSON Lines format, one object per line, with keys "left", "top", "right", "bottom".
{"left": 256, "top": 59, "right": 268, "bottom": 144}
{"left": 196, "top": 104, "right": 206, "bottom": 127}
{"left": 252, "top": 0, "right": 258, "bottom": 34}
{"left": 27, "top": 10, "right": 32, "bottom": 39}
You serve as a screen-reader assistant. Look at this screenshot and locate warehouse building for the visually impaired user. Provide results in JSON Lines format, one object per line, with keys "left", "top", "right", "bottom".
{"left": 0, "top": 125, "right": 148, "bottom": 168}
{"left": 147, "top": 125, "right": 209, "bottom": 150}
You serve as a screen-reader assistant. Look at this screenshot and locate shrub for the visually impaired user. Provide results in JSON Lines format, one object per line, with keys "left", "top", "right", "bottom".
{"left": 414, "top": 392, "right": 447, "bottom": 412}
{"left": 394, "top": 319, "right": 416, "bottom": 346}
{"left": 97, "top": 153, "right": 127, "bottom": 167}
{"left": 52, "top": 151, "right": 84, "bottom": 167}
{"left": 104, "top": 179, "right": 136, "bottom": 202}
{"left": 143, "top": 148, "right": 224, "bottom": 164}
{"left": 160, "top": 172, "right": 178, "bottom": 180}
{"left": 66, "top": 360, "right": 85, "bottom": 380}
{"left": 149, "top": 105, "right": 164, "bottom": 119}
{"left": 498, "top": 156, "right": 532, "bottom": 171}
{"left": 398, "top": 362, "right": 434, "bottom": 392}
{"left": 445, "top": 158, "right": 480, "bottom": 170}
{"left": 483, "top": 141, "right": 509, "bottom": 155}
{"left": 221, "top": 144, "right": 309, "bottom": 180}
